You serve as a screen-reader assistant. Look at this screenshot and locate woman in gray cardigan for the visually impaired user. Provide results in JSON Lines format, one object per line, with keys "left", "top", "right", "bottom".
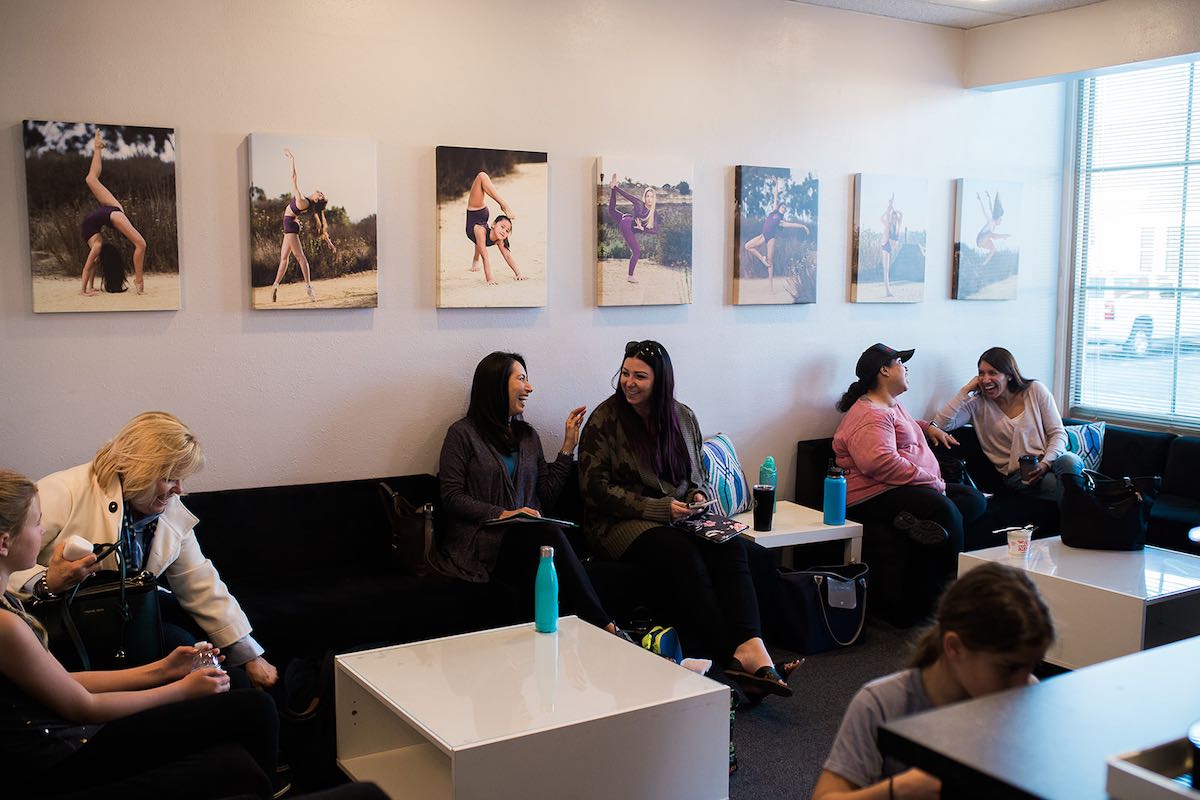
{"left": 438, "top": 352, "right": 619, "bottom": 633}
{"left": 578, "top": 340, "right": 797, "bottom": 701}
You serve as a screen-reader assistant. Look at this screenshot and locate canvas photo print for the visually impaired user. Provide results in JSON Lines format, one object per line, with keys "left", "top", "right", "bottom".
{"left": 953, "top": 178, "right": 1022, "bottom": 300}
{"left": 851, "top": 173, "right": 928, "bottom": 303}
{"left": 436, "top": 146, "right": 547, "bottom": 308}
{"left": 596, "top": 157, "right": 693, "bottom": 306}
{"left": 23, "top": 120, "right": 179, "bottom": 312}
{"left": 249, "top": 133, "right": 378, "bottom": 309}
{"left": 734, "top": 165, "right": 818, "bottom": 305}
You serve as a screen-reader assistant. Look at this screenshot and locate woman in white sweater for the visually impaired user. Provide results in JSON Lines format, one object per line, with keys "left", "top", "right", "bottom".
{"left": 934, "top": 347, "right": 1082, "bottom": 500}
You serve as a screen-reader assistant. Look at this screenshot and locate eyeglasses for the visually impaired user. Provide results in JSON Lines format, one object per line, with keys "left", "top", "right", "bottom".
{"left": 625, "top": 340, "right": 664, "bottom": 360}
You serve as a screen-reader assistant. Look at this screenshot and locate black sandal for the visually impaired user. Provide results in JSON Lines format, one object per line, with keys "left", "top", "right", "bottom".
{"left": 724, "top": 657, "right": 794, "bottom": 700}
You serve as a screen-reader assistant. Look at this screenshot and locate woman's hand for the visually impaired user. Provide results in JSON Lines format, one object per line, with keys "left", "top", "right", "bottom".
{"left": 283, "top": 148, "right": 295, "bottom": 162}
{"left": 561, "top": 406, "right": 587, "bottom": 455}
{"left": 244, "top": 656, "right": 278, "bottom": 689}
{"left": 324, "top": 235, "right": 337, "bottom": 255}
{"left": 961, "top": 375, "right": 981, "bottom": 396}
{"left": 892, "top": 767, "right": 942, "bottom": 800}
{"left": 1023, "top": 459, "right": 1051, "bottom": 485}
{"left": 669, "top": 500, "right": 692, "bottom": 521}
{"left": 499, "top": 507, "right": 541, "bottom": 520}
{"left": 159, "top": 644, "right": 222, "bottom": 682}
{"left": 44, "top": 539, "right": 102, "bottom": 594}
{"left": 926, "top": 425, "right": 959, "bottom": 449}
{"left": 179, "top": 667, "right": 230, "bottom": 698}
{"left": 691, "top": 491, "right": 707, "bottom": 504}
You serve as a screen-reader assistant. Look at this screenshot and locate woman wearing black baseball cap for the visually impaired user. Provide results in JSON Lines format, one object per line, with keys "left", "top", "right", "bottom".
{"left": 832, "top": 344, "right": 985, "bottom": 581}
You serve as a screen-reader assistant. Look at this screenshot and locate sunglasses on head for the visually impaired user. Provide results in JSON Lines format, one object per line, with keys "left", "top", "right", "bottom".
{"left": 625, "top": 340, "right": 664, "bottom": 360}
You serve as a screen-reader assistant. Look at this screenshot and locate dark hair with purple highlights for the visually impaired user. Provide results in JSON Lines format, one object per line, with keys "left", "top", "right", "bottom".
{"left": 612, "top": 340, "right": 691, "bottom": 485}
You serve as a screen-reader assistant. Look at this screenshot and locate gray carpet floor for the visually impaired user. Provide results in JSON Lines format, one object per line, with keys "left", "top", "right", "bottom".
{"left": 729, "top": 621, "right": 919, "bottom": 799}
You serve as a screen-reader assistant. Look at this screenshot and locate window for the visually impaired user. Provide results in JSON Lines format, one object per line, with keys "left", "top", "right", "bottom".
{"left": 1069, "top": 60, "right": 1200, "bottom": 429}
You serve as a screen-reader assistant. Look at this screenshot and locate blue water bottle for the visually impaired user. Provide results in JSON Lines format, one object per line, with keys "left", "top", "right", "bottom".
{"left": 535, "top": 545, "right": 559, "bottom": 633}
{"left": 759, "top": 456, "right": 778, "bottom": 512}
{"left": 824, "top": 461, "right": 847, "bottom": 526}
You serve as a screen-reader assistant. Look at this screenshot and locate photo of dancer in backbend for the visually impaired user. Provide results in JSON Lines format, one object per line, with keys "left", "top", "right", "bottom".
{"left": 880, "top": 195, "right": 902, "bottom": 298}
{"left": 270, "top": 148, "right": 336, "bottom": 303}
{"left": 744, "top": 179, "right": 810, "bottom": 292}
{"left": 607, "top": 174, "right": 657, "bottom": 283}
{"left": 465, "top": 171, "right": 525, "bottom": 285}
{"left": 79, "top": 130, "right": 146, "bottom": 296}
{"left": 975, "top": 190, "right": 1009, "bottom": 267}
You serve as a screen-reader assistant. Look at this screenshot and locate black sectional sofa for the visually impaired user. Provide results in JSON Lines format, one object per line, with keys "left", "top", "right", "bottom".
{"left": 795, "top": 421, "right": 1200, "bottom": 626}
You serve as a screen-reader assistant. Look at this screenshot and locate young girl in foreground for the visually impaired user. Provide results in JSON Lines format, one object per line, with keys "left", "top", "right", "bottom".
{"left": 0, "top": 469, "right": 277, "bottom": 798}
{"left": 812, "top": 562, "right": 1054, "bottom": 800}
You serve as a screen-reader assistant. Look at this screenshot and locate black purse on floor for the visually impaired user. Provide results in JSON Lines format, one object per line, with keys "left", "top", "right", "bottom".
{"left": 776, "top": 563, "right": 869, "bottom": 654}
{"left": 1059, "top": 469, "right": 1160, "bottom": 551}
{"left": 29, "top": 548, "right": 164, "bottom": 671}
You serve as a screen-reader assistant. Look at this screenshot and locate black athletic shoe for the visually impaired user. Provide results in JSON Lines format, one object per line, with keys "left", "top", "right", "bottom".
{"left": 894, "top": 511, "right": 949, "bottom": 545}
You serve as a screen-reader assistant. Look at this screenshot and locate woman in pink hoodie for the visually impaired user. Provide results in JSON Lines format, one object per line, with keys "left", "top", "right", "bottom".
{"left": 832, "top": 344, "right": 985, "bottom": 565}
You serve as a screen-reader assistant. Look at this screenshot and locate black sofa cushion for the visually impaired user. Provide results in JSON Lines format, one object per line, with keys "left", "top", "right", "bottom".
{"left": 1163, "top": 436, "right": 1200, "bottom": 498}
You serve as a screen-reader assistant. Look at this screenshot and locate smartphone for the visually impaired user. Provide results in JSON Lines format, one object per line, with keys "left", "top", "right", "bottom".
{"left": 688, "top": 498, "right": 719, "bottom": 511}
{"left": 91, "top": 541, "right": 120, "bottom": 563}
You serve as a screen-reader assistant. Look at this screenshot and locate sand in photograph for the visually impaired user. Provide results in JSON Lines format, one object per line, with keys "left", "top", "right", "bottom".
{"left": 851, "top": 279, "right": 923, "bottom": 303}
{"left": 735, "top": 277, "right": 799, "bottom": 305}
{"left": 596, "top": 258, "right": 691, "bottom": 306}
{"left": 437, "top": 162, "right": 547, "bottom": 308}
{"left": 252, "top": 271, "right": 379, "bottom": 309}
{"left": 32, "top": 273, "right": 181, "bottom": 312}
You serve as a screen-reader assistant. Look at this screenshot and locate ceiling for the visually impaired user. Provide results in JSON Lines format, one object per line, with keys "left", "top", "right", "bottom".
{"left": 789, "top": 0, "right": 1108, "bottom": 29}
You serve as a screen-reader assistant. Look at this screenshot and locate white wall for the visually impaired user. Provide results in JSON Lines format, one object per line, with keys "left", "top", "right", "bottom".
{"left": 966, "top": 0, "right": 1200, "bottom": 89}
{"left": 0, "top": 0, "right": 1065, "bottom": 499}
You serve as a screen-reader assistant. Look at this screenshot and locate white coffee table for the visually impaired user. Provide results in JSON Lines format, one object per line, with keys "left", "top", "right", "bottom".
{"left": 959, "top": 537, "right": 1200, "bottom": 669}
{"left": 733, "top": 500, "right": 863, "bottom": 566}
{"left": 334, "top": 616, "right": 730, "bottom": 799}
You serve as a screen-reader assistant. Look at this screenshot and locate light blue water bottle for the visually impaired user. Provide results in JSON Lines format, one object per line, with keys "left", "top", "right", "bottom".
{"left": 759, "top": 456, "right": 777, "bottom": 512}
{"left": 534, "top": 545, "right": 559, "bottom": 633}
{"left": 824, "top": 460, "right": 847, "bottom": 526}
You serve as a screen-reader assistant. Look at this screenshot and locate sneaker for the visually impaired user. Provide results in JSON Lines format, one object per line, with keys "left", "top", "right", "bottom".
{"left": 894, "top": 511, "right": 948, "bottom": 545}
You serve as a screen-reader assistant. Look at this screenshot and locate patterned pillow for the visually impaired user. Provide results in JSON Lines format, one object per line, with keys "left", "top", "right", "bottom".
{"left": 701, "top": 433, "right": 754, "bottom": 516}
{"left": 1064, "top": 421, "right": 1105, "bottom": 472}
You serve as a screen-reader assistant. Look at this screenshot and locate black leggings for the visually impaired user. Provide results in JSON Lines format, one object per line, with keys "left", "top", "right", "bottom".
{"left": 492, "top": 521, "right": 612, "bottom": 629}
{"left": 39, "top": 690, "right": 277, "bottom": 799}
{"left": 622, "top": 526, "right": 763, "bottom": 664}
{"left": 850, "top": 483, "right": 987, "bottom": 575}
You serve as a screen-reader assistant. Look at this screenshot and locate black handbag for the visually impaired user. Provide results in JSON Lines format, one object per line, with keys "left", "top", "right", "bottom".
{"left": 776, "top": 563, "right": 869, "bottom": 654}
{"left": 378, "top": 482, "right": 453, "bottom": 579}
{"left": 1060, "top": 469, "right": 1160, "bottom": 551}
{"left": 29, "top": 549, "right": 164, "bottom": 671}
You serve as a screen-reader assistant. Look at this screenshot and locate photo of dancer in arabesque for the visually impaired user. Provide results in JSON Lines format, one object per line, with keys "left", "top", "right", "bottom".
{"left": 23, "top": 120, "right": 179, "bottom": 313}
{"left": 734, "top": 166, "right": 818, "bottom": 305}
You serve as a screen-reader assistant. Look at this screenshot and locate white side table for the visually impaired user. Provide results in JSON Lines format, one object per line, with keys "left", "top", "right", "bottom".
{"left": 335, "top": 616, "right": 730, "bottom": 799}
{"left": 733, "top": 500, "right": 863, "bottom": 566}
{"left": 959, "top": 537, "right": 1200, "bottom": 669}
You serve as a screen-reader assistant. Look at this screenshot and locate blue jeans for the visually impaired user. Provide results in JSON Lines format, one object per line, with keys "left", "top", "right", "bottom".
{"left": 1003, "top": 452, "right": 1084, "bottom": 501}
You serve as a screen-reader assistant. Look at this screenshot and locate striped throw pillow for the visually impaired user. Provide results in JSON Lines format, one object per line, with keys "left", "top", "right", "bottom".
{"left": 701, "top": 433, "right": 754, "bottom": 516}
{"left": 1064, "top": 421, "right": 1105, "bottom": 472}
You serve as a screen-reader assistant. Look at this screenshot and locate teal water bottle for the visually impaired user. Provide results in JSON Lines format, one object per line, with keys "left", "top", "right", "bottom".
{"left": 824, "top": 461, "right": 847, "bottom": 526}
{"left": 534, "top": 545, "right": 559, "bottom": 633}
{"left": 759, "top": 456, "right": 777, "bottom": 512}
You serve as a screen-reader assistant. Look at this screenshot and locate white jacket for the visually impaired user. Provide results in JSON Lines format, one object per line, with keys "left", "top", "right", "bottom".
{"left": 9, "top": 463, "right": 254, "bottom": 649}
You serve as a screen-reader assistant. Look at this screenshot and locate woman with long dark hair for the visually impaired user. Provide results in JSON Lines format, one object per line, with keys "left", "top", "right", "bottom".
{"left": 79, "top": 129, "right": 146, "bottom": 296}
{"left": 833, "top": 344, "right": 986, "bottom": 577}
{"left": 578, "top": 340, "right": 797, "bottom": 701}
{"left": 934, "top": 347, "right": 1082, "bottom": 499}
{"left": 813, "top": 563, "right": 1054, "bottom": 799}
{"left": 269, "top": 148, "right": 336, "bottom": 303}
{"left": 438, "top": 352, "right": 620, "bottom": 634}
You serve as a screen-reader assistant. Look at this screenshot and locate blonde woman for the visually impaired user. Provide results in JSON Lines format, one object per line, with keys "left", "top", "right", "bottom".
{"left": 269, "top": 148, "right": 336, "bottom": 303}
{"left": 0, "top": 469, "right": 277, "bottom": 798}
{"left": 6, "top": 412, "right": 279, "bottom": 689}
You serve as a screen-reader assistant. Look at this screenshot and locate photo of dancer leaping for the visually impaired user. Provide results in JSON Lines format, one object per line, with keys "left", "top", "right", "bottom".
{"left": 975, "top": 190, "right": 1009, "bottom": 267}
{"left": 607, "top": 174, "right": 657, "bottom": 284}
{"left": 270, "top": 149, "right": 336, "bottom": 303}
{"left": 464, "top": 171, "right": 524, "bottom": 285}
{"left": 80, "top": 130, "right": 146, "bottom": 297}
{"left": 744, "top": 179, "right": 809, "bottom": 292}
